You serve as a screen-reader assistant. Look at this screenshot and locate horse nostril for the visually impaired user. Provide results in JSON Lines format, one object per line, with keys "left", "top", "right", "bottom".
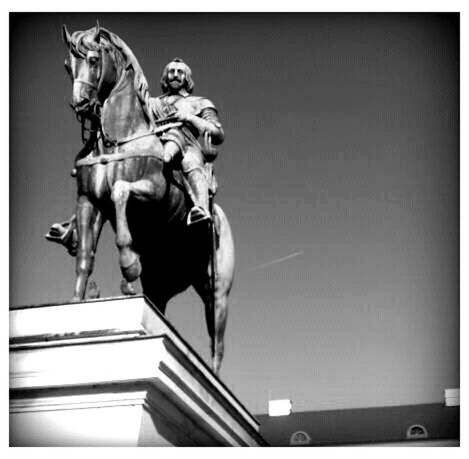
{"left": 75, "top": 98, "right": 90, "bottom": 109}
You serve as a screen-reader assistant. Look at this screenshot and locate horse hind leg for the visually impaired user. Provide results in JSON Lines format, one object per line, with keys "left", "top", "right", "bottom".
{"left": 111, "top": 180, "right": 142, "bottom": 282}
{"left": 194, "top": 271, "right": 232, "bottom": 376}
{"left": 212, "top": 288, "right": 229, "bottom": 375}
{"left": 195, "top": 205, "right": 235, "bottom": 375}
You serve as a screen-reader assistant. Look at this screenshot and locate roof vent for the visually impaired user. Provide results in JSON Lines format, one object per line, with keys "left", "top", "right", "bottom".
{"left": 444, "top": 388, "right": 459, "bottom": 406}
{"left": 268, "top": 399, "right": 292, "bottom": 416}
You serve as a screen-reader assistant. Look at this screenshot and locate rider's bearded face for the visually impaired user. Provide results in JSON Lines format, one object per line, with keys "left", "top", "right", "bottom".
{"left": 166, "top": 62, "right": 187, "bottom": 93}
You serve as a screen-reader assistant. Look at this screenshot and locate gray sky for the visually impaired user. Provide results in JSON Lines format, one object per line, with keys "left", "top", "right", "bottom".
{"left": 10, "top": 13, "right": 459, "bottom": 414}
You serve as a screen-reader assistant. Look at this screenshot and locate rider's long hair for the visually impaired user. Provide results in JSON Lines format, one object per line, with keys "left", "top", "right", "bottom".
{"left": 160, "top": 58, "right": 195, "bottom": 94}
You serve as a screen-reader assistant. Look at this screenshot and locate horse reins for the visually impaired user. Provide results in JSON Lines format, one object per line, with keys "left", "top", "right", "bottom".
{"left": 75, "top": 118, "right": 182, "bottom": 167}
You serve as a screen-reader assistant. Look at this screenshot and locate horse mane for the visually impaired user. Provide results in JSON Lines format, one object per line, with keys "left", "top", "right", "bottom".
{"left": 70, "top": 26, "right": 155, "bottom": 124}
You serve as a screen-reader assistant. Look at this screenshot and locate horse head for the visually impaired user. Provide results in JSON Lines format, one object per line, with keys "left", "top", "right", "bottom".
{"left": 62, "top": 23, "right": 119, "bottom": 119}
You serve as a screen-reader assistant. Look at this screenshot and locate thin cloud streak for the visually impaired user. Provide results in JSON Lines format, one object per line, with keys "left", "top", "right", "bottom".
{"left": 248, "top": 250, "right": 304, "bottom": 271}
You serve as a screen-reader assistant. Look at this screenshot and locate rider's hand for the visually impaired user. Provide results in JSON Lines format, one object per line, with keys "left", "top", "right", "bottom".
{"left": 175, "top": 107, "right": 193, "bottom": 123}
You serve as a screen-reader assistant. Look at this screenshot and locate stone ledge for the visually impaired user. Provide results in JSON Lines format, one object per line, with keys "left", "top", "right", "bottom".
{"left": 10, "top": 296, "right": 267, "bottom": 446}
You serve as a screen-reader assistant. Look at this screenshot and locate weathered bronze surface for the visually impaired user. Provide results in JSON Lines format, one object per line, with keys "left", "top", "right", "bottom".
{"left": 46, "top": 24, "right": 234, "bottom": 374}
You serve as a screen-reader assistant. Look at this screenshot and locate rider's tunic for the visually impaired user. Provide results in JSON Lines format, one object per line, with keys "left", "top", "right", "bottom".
{"left": 151, "top": 94, "right": 222, "bottom": 173}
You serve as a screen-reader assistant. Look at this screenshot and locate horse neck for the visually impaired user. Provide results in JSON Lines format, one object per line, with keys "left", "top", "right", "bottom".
{"left": 101, "top": 68, "right": 149, "bottom": 140}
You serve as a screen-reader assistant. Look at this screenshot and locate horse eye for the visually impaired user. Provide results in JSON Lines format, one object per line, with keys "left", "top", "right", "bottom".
{"left": 88, "top": 56, "right": 99, "bottom": 66}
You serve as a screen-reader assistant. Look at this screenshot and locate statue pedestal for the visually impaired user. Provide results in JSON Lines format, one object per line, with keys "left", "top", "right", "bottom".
{"left": 10, "top": 296, "right": 266, "bottom": 446}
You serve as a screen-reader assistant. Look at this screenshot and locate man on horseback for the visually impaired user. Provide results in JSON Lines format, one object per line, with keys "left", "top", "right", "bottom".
{"left": 47, "top": 57, "right": 224, "bottom": 251}
{"left": 45, "top": 25, "right": 234, "bottom": 373}
{"left": 152, "top": 58, "right": 224, "bottom": 225}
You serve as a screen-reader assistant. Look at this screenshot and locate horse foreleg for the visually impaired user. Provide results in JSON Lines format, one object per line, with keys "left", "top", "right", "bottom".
{"left": 111, "top": 180, "right": 142, "bottom": 283}
{"left": 73, "top": 196, "right": 100, "bottom": 301}
{"left": 91, "top": 208, "right": 106, "bottom": 252}
{"left": 85, "top": 209, "right": 106, "bottom": 298}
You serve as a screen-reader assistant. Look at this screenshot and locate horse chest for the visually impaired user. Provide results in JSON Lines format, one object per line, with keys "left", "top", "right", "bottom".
{"left": 77, "top": 156, "right": 165, "bottom": 201}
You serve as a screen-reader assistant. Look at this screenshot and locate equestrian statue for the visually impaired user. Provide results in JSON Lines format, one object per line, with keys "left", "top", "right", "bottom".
{"left": 46, "top": 23, "right": 235, "bottom": 374}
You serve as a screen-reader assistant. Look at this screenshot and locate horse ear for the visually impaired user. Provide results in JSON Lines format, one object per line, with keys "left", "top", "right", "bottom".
{"left": 62, "top": 24, "right": 71, "bottom": 47}
{"left": 93, "top": 20, "right": 101, "bottom": 43}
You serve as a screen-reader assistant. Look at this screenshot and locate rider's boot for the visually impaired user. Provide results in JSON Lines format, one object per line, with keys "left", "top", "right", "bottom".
{"left": 186, "top": 168, "right": 212, "bottom": 225}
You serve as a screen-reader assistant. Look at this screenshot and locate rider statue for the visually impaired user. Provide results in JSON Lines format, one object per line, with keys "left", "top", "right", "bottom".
{"left": 47, "top": 57, "right": 224, "bottom": 251}
{"left": 153, "top": 57, "right": 224, "bottom": 225}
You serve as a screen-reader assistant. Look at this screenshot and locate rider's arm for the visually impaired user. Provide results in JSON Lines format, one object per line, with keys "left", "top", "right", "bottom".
{"left": 178, "top": 108, "right": 225, "bottom": 145}
{"left": 200, "top": 108, "right": 224, "bottom": 145}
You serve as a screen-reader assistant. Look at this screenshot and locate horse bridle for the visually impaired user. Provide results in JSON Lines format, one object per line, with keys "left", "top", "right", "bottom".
{"left": 71, "top": 46, "right": 107, "bottom": 144}
{"left": 74, "top": 78, "right": 99, "bottom": 91}
{"left": 75, "top": 46, "right": 105, "bottom": 93}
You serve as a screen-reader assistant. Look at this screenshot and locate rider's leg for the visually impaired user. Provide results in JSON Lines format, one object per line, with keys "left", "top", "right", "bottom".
{"left": 163, "top": 140, "right": 180, "bottom": 163}
{"left": 182, "top": 148, "right": 211, "bottom": 224}
{"left": 161, "top": 128, "right": 184, "bottom": 164}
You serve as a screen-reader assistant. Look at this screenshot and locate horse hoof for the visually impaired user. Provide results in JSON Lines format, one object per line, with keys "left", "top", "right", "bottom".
{"left": 121, "top": 256, "right": 142, "bottom": 282}
{"left": 120, "top": 279, "right": 137, "bottom": 296}
{"left": 212, "top": 360, "right": 221, "bottom": 376}
{"left": 87, "top": 280, "right": 100, "bottom": 299}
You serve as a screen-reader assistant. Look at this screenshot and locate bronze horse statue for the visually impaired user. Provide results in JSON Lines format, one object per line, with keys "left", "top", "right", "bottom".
{"left": 59, "top": 24, "right": 235, "bottom": 374}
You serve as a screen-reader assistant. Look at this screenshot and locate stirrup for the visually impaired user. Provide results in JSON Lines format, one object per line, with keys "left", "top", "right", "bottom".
{"left": 45, "top": 220, "right": 77, "bottom": 256}
{"left": 187, "top": 206, "right": 212, "bottom": 225}
{"left": 46, "top": 221, "right": 74, "bottom": 244}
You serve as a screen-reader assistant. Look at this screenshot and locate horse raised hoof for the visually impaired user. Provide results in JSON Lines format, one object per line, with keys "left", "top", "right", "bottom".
{"left": 120, "top": 254, "right": 142, "bottom": 282}
{"left": 187, "top": 206, "right": 212, "bottom": 226}
{"left": 120, "top": 279, "right": 138, "bottom": 296}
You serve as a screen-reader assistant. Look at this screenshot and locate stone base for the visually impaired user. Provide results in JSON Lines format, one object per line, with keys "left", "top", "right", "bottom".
{"left": 10, "top": 296, "right": 267, "bottom": 447}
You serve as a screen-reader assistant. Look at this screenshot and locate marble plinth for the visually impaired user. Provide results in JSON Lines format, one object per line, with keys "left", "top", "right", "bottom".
{"left": 10, "top": 296, "right": 267, "bottom": 447}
